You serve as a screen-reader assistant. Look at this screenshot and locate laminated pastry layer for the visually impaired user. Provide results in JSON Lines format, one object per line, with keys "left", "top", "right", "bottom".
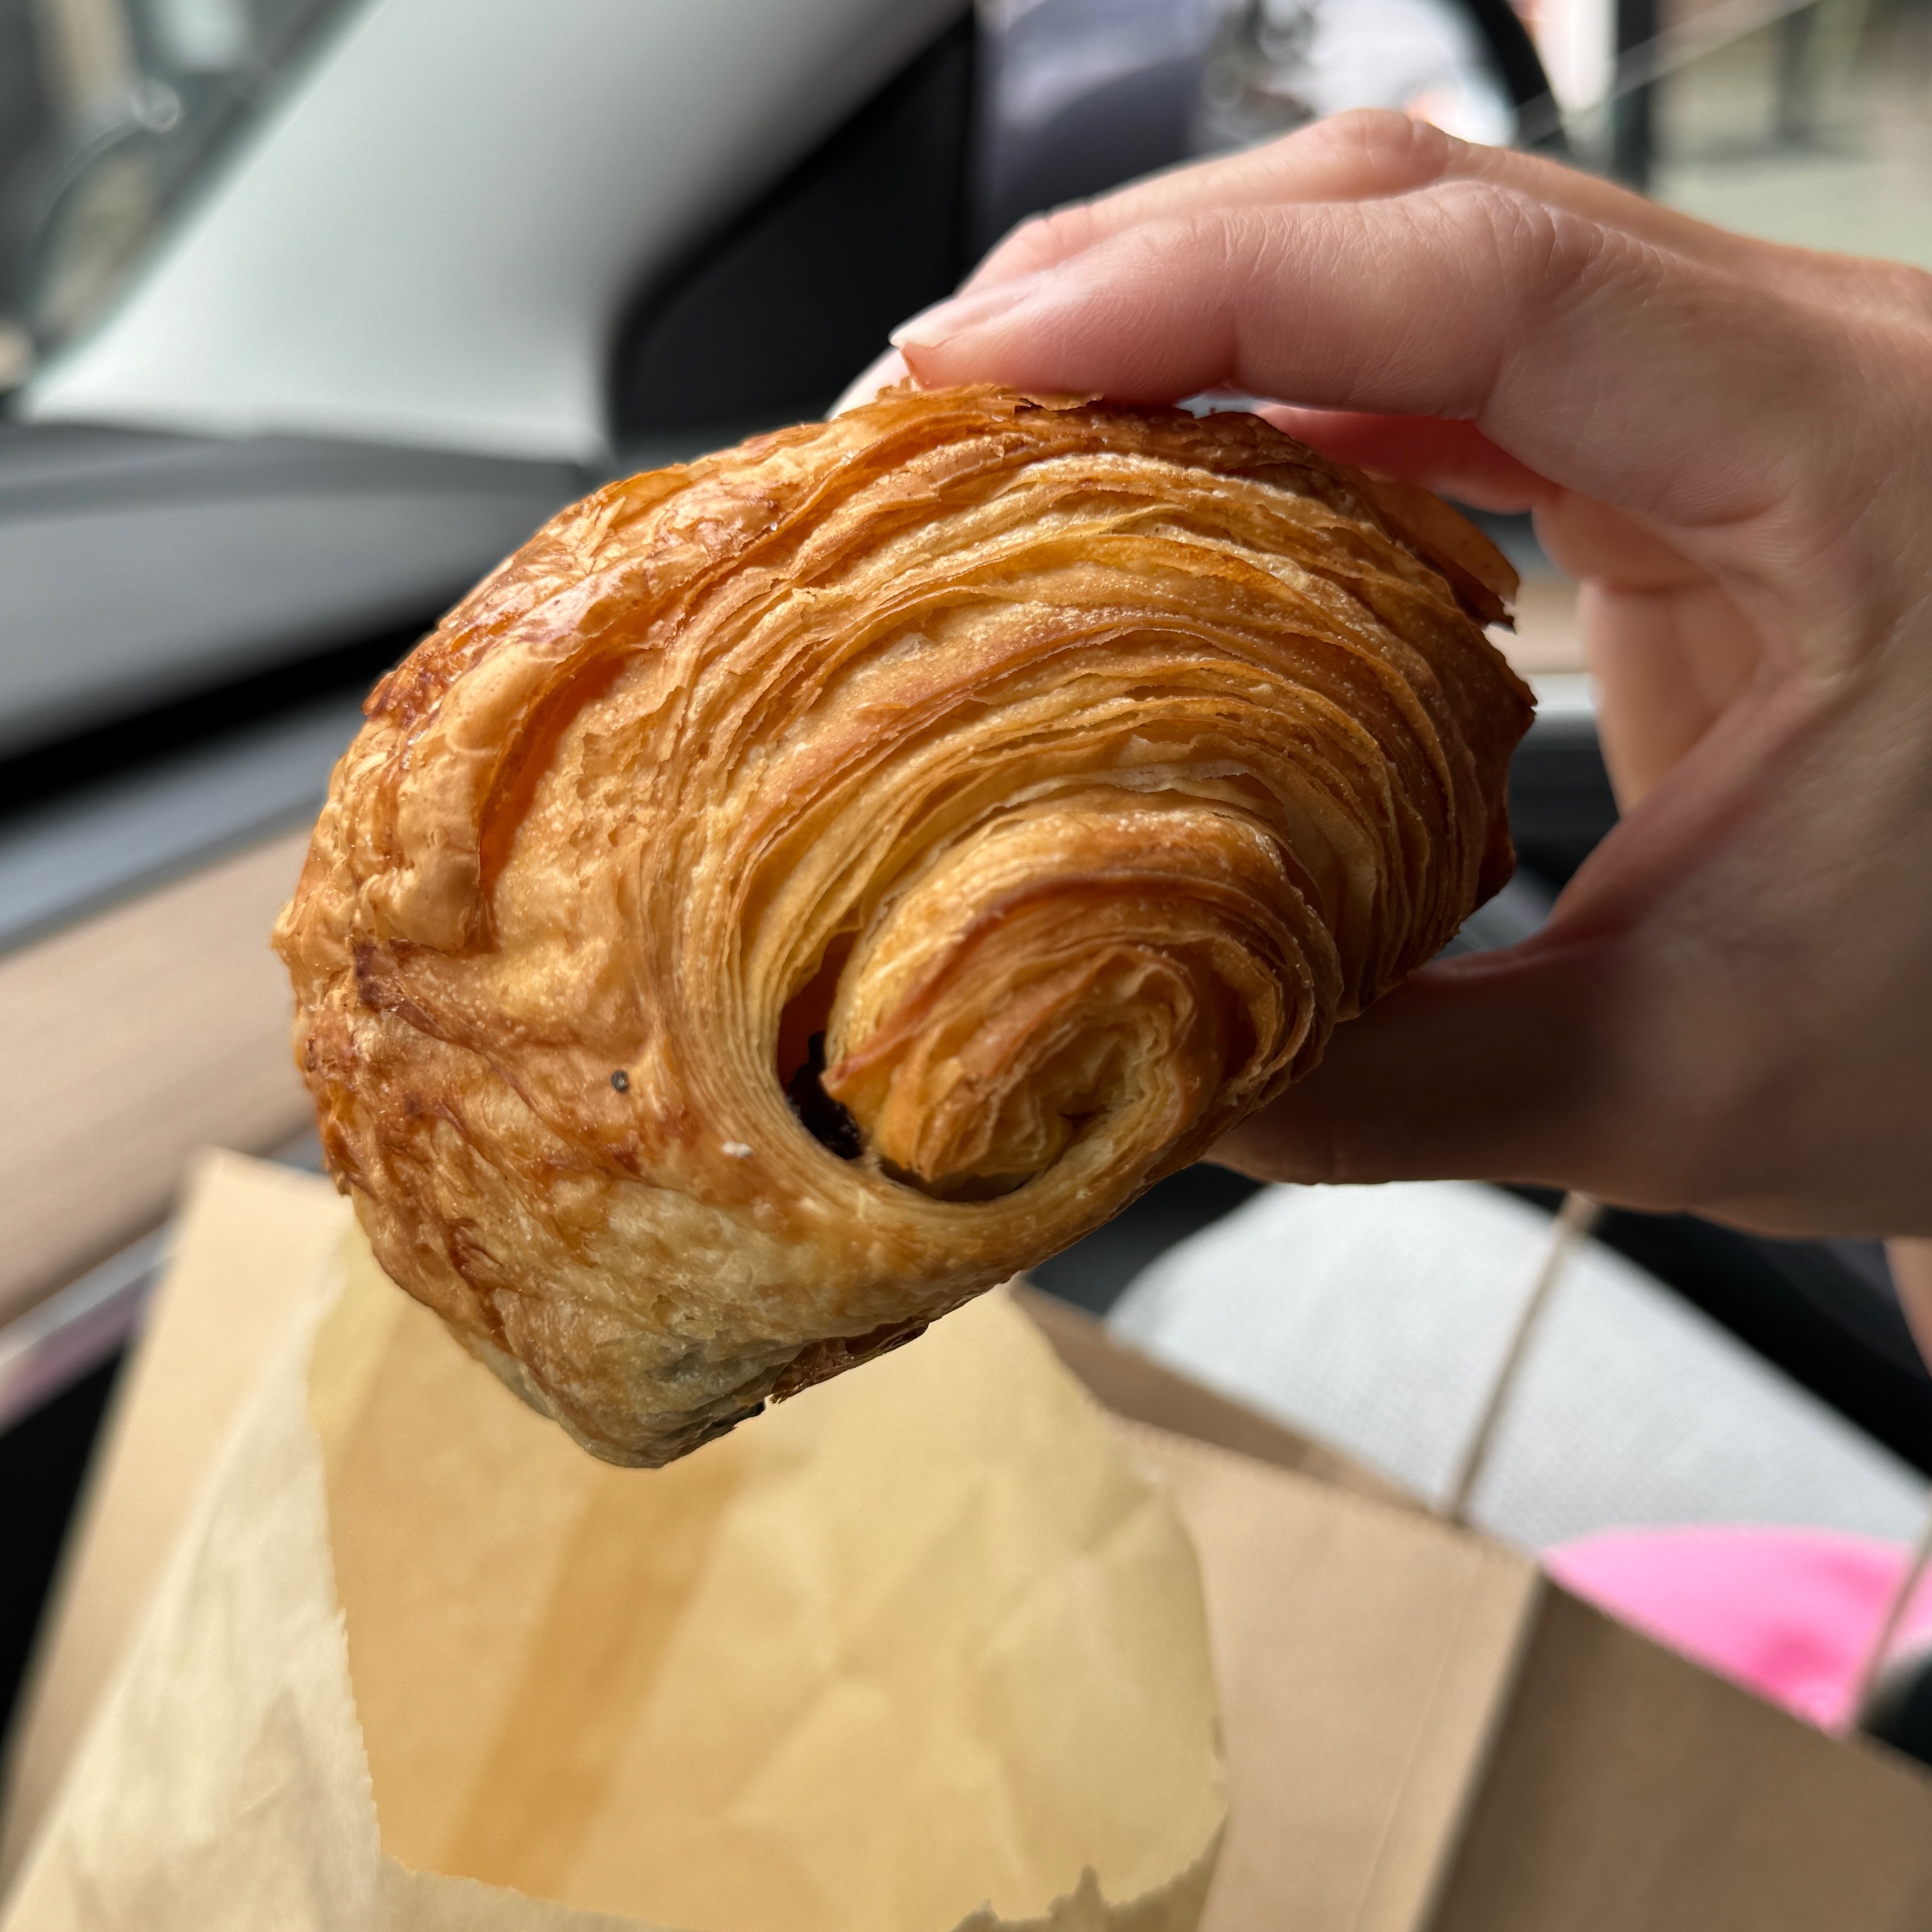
{"left": 274, "top": 385, "right": 1533, "bottom": 1465}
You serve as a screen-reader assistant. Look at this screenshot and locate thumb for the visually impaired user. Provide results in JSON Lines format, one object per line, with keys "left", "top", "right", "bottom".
{"left": 1211, "top": 925, "right": 1704, "bottom": 1210}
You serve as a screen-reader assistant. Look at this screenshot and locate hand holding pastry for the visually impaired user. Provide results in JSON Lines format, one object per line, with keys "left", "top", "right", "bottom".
{"left": 881, "top": 110, "right": 1932, "bottom": 1242}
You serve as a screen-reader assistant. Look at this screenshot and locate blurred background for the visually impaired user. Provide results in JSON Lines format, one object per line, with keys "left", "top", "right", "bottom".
{"left": 5, "top": 0, "right": 1932, "bottom": 1787}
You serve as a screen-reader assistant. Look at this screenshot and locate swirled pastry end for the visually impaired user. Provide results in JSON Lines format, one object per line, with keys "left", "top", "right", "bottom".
{"left": 274, "top": 386, "right": 1533, "bottom": 1466}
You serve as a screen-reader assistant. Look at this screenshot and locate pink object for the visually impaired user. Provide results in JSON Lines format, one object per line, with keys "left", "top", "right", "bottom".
{"left": 1544, "top": 1527, "right": 1932, "bottom": 1731}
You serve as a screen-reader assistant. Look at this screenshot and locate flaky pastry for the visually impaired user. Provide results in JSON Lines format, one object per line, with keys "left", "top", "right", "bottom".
{"left": 274, "top": 386, "right": 1533, "bottom": 1465}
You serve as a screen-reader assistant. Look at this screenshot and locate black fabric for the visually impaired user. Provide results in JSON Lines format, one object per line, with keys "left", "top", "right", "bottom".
{"left": 609, "top": 15, "right": 977, "bottom": 438}
{"left": 0, "top": 1352, "right": 122, "bottom": 1753}
{"left": 1031, "top": 1165, "right": 1265, "bottom": 1316}
{"left": 1459, "top": 0, "right": 1571, "bottom": 152}
{"left": 1508, "top": 730, "right": 1619, "bottom": 887}
{"left": 1864, "top": 1649, "right": 1932, "bottom": 1771}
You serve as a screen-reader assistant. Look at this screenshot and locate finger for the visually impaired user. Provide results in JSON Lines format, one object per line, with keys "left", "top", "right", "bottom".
{"left": 960, "top": 107, "right": 1922, "bottom": 323}
{"left": 1585, "top": 581, "right": 1769, "bottom": 806}
{"left": 962, "top": 110, "right": 1754, "bottom": 296}
{"left": 890, "top": 188, "right": 1875, "bottom": 589}
{"left": 1533, "top": 494, "right": 1704, "bottom": 592}
{"left": 1256, "top": 407, "right": 1555, "bottom": 513}
{"left": 967, "top": 111, "right": 1475, "bottom": 288}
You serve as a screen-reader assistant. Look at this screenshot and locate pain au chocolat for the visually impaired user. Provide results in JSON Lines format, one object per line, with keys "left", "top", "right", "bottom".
{"left": 274, "top": 385, "right": 1533, "bottom": 1466}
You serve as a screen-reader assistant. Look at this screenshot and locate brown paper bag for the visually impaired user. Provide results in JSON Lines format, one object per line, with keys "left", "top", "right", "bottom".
{"left": 1, "top": 1209, "right": 1225, "bottom": 1932}
{"left": 18, "top": 1154, "right": 1932, "bottom": 1931}
{"left": 1030, "top": 1304, "right": 1932, "bottom": 1931}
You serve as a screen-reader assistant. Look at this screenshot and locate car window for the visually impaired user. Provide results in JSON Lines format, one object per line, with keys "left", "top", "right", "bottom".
{"left": 0, "top": 0, "right": 351, "bottom": 392}
{"left": 975, "top": 0, "right": 1519, "bottom": 246}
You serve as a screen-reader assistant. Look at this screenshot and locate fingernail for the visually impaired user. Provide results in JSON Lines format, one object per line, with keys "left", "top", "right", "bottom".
{"left": 889, "top": 272, "right": 1053, "bottom": 350}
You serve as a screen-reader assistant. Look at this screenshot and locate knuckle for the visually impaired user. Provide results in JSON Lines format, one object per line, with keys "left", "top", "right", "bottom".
{"left": 1026, "top": 202, "right": 1105, "bottom": 259}
{"left": 1431, "top": 179, "right": 1611, "bottom": 317}
{"left": 1873, "top": 259, "right": 1932, "bottom": 327}
{"left": 1321, "top": 105, "right": 1459, "bottom": 181}
{"left": 1123, "top": 206, "right": 1239, "bottom": 286}
{"left": 1253, "top": 107, "right": 1459, "bottom": 198}
{"left": 981, "top": 204, "right": 1097, "bottom": 277}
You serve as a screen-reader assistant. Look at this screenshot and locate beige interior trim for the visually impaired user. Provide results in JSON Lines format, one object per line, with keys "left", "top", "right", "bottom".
{"left": 0, "top": 829, "right": 316, "bottom": 1327}
{"left": 1492, "top": 575, "right": 1584, "bottom": 677}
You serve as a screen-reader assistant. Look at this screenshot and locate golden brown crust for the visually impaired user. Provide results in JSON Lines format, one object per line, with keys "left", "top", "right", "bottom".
{"left": 273, "top": 385, "right": 1533, "bottom": 1465}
